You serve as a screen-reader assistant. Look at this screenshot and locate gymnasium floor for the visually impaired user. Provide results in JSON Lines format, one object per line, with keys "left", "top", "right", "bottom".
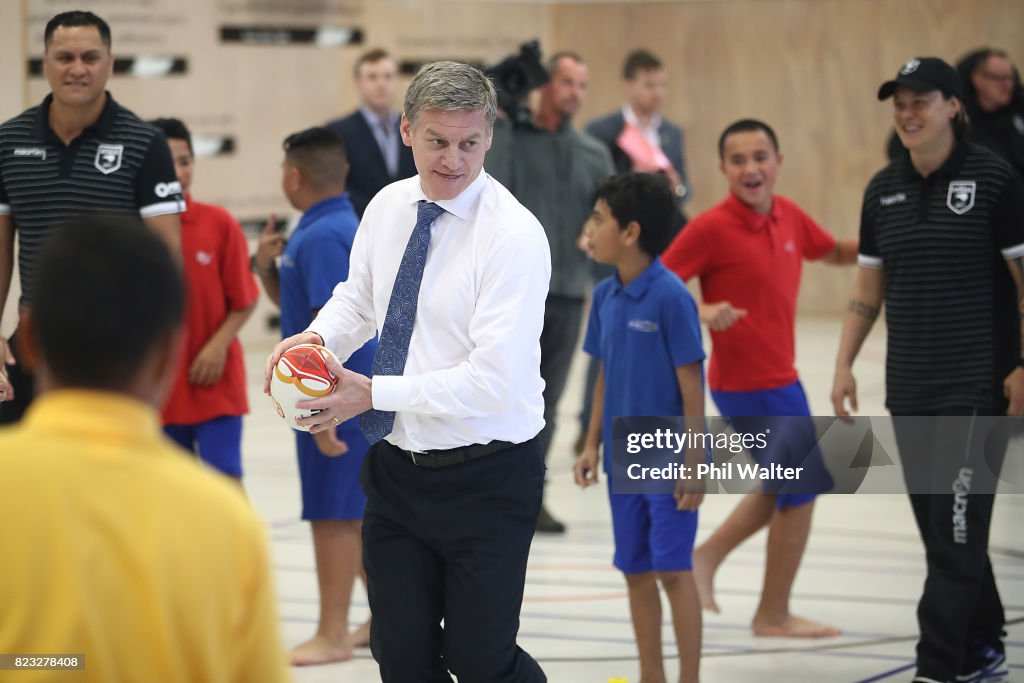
{"left": 241, "top": 318, "right": 1023, "bottom": 683}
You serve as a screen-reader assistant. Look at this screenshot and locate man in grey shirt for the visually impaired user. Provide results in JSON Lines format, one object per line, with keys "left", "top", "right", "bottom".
{"left": 488, "top": 50, "right": 614, "bottom": 533}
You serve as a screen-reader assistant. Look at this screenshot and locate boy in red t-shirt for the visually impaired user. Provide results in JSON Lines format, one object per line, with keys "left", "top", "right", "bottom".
{"left": 152, "top": 118, "right": 258, "bottom": 482}
{"left": 662, "top": 119, "right": 856, "bottom": 638}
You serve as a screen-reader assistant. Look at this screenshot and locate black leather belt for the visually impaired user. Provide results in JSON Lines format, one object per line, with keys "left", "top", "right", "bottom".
{"left": 394, "top": 440, "right": 513, "bottom": 469}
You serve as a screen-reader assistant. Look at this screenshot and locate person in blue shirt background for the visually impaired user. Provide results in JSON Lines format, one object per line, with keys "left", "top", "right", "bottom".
{"left": 574, "top": 173, "right": 705, "bottom": 683}
{"left": 252, "top": 126, "right": 376, "bottom": 666}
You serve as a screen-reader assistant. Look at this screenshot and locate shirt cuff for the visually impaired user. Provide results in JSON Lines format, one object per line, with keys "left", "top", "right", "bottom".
{"left": 372, "top": 375, "right": 412, "bottom": 412}
{"left": 140, "top": 199, "right": 186, "bottom": 217}
{"left": 1001, "top": 242, "right": 1024, "bottom": 260}
{"left": 857, "top": 254, "right": 883, "bottom": 269}
{"left": 304, "top": 328, "right": 327, "bottom": 346}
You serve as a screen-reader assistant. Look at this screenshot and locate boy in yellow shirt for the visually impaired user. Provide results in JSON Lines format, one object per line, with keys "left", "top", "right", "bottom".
{"left": 0, "top": 216, "right": 290, "bottom": 683}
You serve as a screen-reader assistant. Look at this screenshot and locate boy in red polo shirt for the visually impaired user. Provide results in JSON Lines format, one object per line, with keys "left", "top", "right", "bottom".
{"left": 152, "top": 118, "right": 258, "bottom": 482}
{"left": 662, "top": 119, "right": 856, "bottom": 638}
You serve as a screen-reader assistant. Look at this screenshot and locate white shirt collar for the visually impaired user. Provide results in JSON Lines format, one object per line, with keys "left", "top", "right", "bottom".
{"left": 406, "top": 169, "right": 488, "bottom": 222}
{"left": 622, "top": 104, "right": 662, "bottom": 134}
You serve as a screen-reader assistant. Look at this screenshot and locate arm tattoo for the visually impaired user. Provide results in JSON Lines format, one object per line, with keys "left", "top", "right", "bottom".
{"left": 848, "top": 300, "right": 880, "bottom": 320}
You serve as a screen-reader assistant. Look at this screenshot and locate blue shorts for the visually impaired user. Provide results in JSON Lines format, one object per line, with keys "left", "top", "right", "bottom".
{"left": 164, "top": 415, "right": 243, "bottom": 477}
{"left": 608, "top": 483, "right": 698, "bottom": 574}
{"left": 711, "top": 380, "right": 832, "bottom": 510}
{"left": 296, "top": 425, "right": 369, "bottom": 520}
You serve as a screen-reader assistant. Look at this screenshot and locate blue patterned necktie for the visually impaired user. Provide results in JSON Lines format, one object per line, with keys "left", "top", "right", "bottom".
{"left": 360, "top": 201, "right": 445, "bottom": 444}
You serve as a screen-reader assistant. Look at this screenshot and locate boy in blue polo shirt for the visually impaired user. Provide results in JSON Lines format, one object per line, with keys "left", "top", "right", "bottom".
{"left": 252, "top": 127, "right": 376, "bottom": 665}
{"left": 574, "top": 173, "right": 705, "bottom": 683}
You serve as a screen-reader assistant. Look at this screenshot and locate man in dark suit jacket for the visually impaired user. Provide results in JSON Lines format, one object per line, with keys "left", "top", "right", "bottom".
{"left": 326, "top": 49, "right": 416, "bottom": 217}
{"left": 586, "top": 49, "right": 692, "bottom": 211}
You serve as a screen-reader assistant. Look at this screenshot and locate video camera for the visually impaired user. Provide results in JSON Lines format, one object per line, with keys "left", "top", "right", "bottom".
{"left": 485, "top": 40, "right": 549, "bottom": 127}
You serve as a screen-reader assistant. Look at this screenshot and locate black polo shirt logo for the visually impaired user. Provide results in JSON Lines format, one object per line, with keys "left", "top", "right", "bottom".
{"left": 13, "top": 147, "right": 46, "bottom": 161}
{"left": 95, "top": 143, "right": 124, "bottom": 174}
{"left": 154, "top": 180, "right": 182, "bottom": 198}
{"left": 946, "top": 180, "right": 975, "bottom": 215}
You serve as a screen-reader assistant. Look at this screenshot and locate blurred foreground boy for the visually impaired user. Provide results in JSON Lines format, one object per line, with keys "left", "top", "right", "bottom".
{"left": 0, "top": 216, "right": 289, "bottom": 682}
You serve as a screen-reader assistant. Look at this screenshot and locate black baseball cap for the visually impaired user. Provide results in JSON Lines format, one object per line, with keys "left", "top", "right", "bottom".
{"left": 877, "top": 57, "right": 963, "bottom": 100}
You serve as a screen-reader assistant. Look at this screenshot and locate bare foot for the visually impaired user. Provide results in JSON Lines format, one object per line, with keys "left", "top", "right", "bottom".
{"left": 691, "top": 547, "right": 721, "bottom": 613}
{"left": 351, "top": 618, "right": 371, "bottom": 648}
{"left": 751, "top": 614, "right": 842, "bottom": 638}
{"left": 289, "top": 634, "right": 354, "bottom": 666}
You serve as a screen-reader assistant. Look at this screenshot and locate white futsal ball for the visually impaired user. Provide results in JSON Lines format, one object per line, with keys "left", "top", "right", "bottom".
{"left": 269, "top": 344, "right": 339, "bottom": 432}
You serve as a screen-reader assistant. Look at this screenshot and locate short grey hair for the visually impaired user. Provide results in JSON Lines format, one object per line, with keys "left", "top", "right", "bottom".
{"left": 403, "top": 61, "right": 497, "bottom": 129}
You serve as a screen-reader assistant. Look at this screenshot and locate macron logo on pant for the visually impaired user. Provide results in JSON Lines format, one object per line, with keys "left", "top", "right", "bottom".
{"left": 951, "top": 467, "right": 972, "bottom": 544}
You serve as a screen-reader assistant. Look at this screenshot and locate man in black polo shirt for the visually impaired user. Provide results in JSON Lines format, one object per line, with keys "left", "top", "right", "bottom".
{"left": 832, "top": 57, "right": 1024, "bottom": 683}
{"left": 0, "top": 10, "right": 183, "bottom": 423}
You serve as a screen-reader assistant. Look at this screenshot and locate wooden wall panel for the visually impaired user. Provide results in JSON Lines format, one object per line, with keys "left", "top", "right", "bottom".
{"left": 4, "top": 0, "right": 547, "bottom": 341}
{"left": 551, "top": 0, "right": 1024, "bottom": 313}
{"left": 15, "top": 0, "right": 548, "bottom": 217}
{"left": 2, "top": 0, "right": 1021, "bottom": 334}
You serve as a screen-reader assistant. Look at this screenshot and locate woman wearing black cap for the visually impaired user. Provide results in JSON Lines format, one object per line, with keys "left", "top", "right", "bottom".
{"left": 832, "top": 56, "right": 1024, "bottom": 683}
{"left": 887, "top": 49, "right": 1024, "bottom": 178}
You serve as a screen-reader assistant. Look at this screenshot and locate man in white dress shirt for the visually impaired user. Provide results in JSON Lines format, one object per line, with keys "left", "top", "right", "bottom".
{"left": 265, "top": 60, "right": 551, "bottom": 683}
